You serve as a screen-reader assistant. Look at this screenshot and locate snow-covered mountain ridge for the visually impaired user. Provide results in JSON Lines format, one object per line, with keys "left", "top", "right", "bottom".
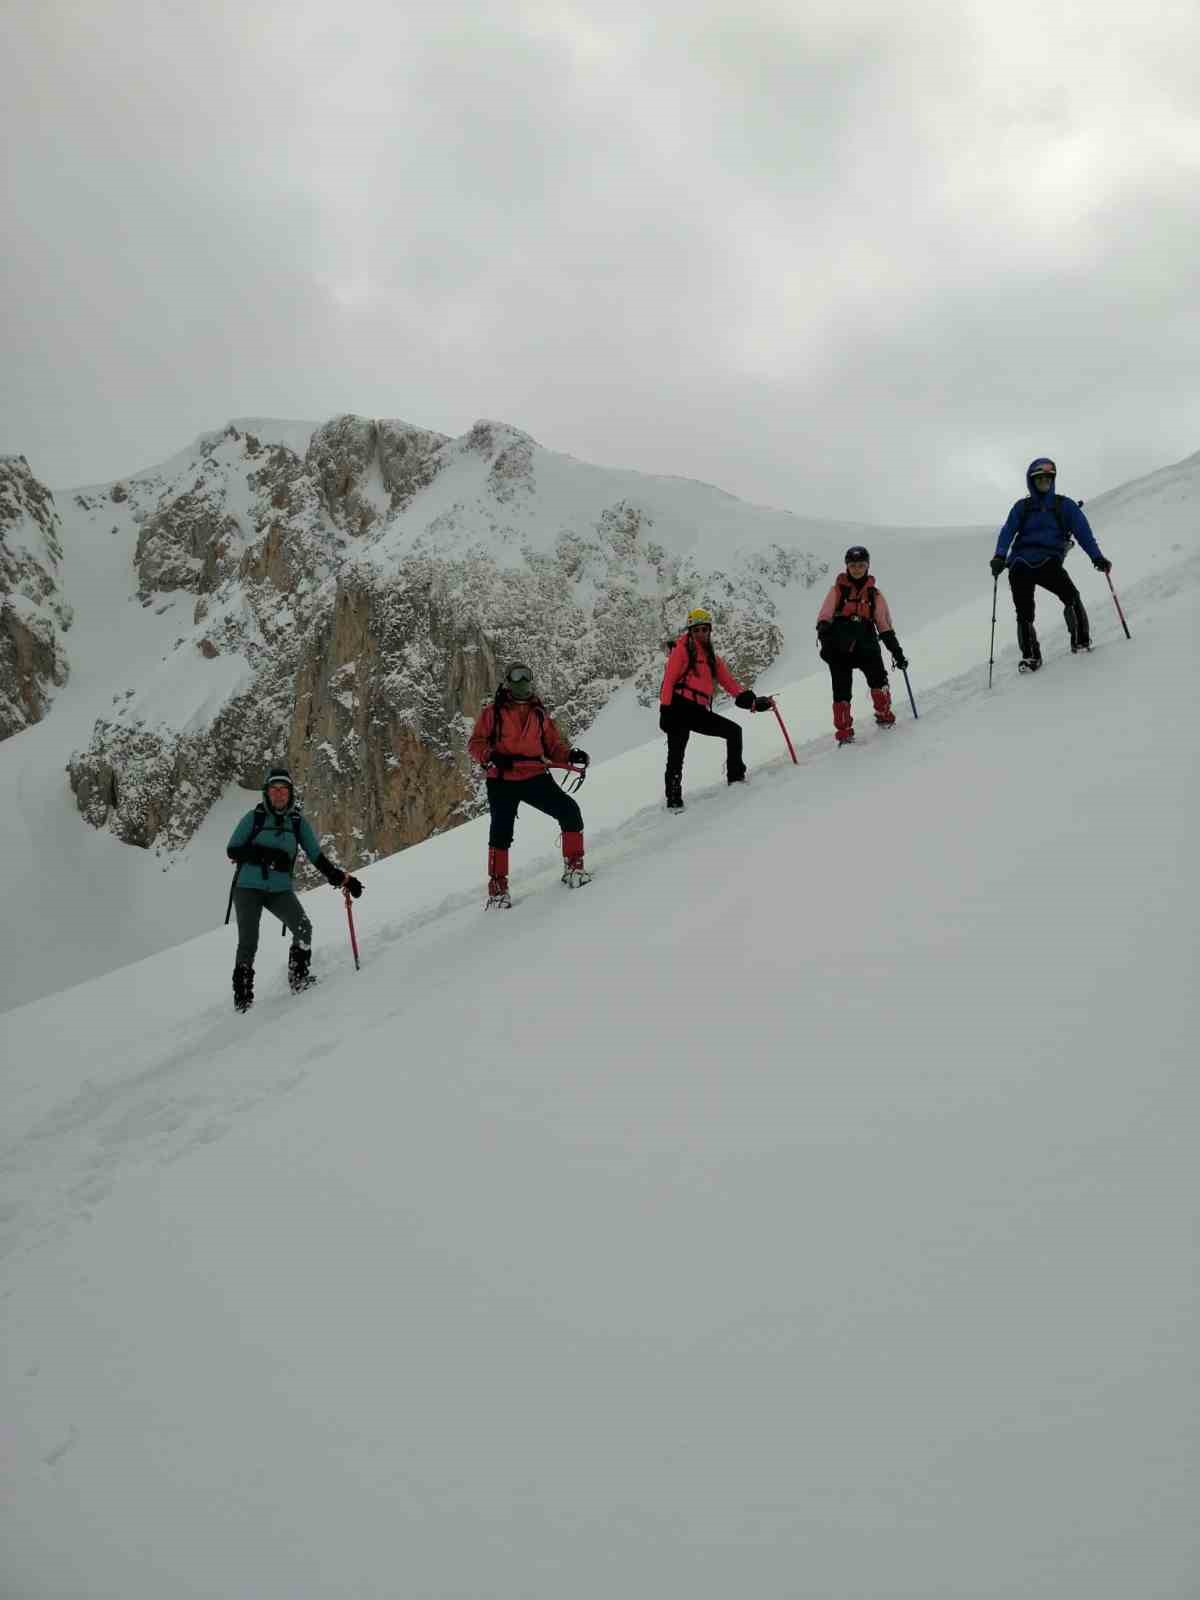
{"left": 58, "top": 414, "right": 839, "bottom": 866}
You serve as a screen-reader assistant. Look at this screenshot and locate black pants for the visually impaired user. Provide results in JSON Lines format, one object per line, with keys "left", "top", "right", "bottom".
{"left": 664, "top": 698, "right": 745, "bottom": 790}
{"left": 1007, "top": 559, "right": 1081, "bottom": 620}
{"left": 486, "top": 773, "right": 583, "bottom": 850}
{"left": 824, "top": 646, "right": 888, "bottom": 700}
{"left": 233, "top": 888, "right": 312, "bottom": 969}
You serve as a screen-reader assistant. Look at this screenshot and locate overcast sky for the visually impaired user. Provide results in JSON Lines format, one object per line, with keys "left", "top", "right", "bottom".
{"left": 4, "top": 0, "right": 1198, "bottom": 523}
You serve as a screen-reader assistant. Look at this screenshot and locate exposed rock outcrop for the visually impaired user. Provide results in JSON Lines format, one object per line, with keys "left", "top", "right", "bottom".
{"left": 0, "top": 455, "right": 72, "bottom": 740}
{"left": 66, "top": 416, "right": 827, "bottom": 872}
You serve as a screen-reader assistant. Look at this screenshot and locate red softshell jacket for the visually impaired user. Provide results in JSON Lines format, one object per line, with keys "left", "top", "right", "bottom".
{"left": 468, "top": 699, "right": 572, "bottom": 781}
{"left": 659, "top": 636, "right": 745, "bottom": 708}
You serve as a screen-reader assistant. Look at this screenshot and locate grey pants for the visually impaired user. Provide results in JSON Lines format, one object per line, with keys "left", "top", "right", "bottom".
{"left": 233, "top": 889, "right": 312, "bottom": 969}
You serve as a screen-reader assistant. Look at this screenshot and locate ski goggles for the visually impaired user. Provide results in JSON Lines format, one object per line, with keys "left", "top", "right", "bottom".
{"left": 1029, "top": 460, "right": 1056, "bottom": 478}
{"left": 506, "top": 665, "right": 534, "bottom": 685}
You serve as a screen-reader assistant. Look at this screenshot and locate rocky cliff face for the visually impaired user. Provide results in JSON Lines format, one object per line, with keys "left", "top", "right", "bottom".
{"left": 0, "top": 456, "right": 71, "bottom": 741}
{"left": 64, "top": 416, "right": 827, "bottom": 874}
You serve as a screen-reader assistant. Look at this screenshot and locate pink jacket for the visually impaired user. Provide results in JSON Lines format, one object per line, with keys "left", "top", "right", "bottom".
{"left": 660, "top": 635, "right": 745, "bottom": 708}
{"left": 816, "top": 574, "right": 895, "bottom": 635}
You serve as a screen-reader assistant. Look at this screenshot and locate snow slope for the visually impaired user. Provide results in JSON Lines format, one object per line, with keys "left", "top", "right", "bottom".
{"left": 2, "top": 504, "right": 1198, "bottom": 1597}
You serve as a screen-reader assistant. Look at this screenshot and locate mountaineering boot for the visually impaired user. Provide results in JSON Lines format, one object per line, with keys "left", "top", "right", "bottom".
{"left": 871, "top": 686, "right": 896, "bottom": 726}
{"left": 486, "top": 846, "right": 512, "bottom": 909}
{"left": 233, "top": 964, "right": 254, "bottom": 1014}
{"left": 1017, "top": 619, "right": 1042, "bottom": 672}
{"left": 288, "top": 943, "right": 315, "bottom": 994}
{"left": 833, "top": 700, "right": 854, "bottom": 745}
{"left": 665, "top": 774, "right": 684, "bottom": 812}
{"left": 560, "top": 830, "right": 592, "bottom": 889}
{"left": 1065, "top": 597, "right": 1091, "bottom": 652}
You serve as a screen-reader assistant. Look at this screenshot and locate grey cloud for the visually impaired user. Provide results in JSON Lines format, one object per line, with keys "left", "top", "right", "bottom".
{"left": 2, "top": 0, "right": 1197, "bottom": 521}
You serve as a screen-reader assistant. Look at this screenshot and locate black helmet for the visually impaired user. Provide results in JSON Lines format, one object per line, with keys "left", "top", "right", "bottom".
{"left": 844, "top": 545, "right": 870, "bottom": 566}
{"left": 504, "top": 662, "right": 535, "bottom": 702}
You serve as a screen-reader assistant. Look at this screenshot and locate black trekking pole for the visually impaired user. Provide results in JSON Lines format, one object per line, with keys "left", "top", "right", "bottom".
{"left": 987, "top": 577, "right": 999, "bottom": 689}
{"left": 1105, "top": 570, "right": 1132, "bottom": 640}
{"left": 223, "top": 867, "right": 238, "bottom": 926}
{"left": 900, "top": 665, "right": 918, "bottom": 719}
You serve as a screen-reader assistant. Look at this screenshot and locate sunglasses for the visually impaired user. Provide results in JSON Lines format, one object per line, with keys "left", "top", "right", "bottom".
{"left": 690, "top": 623, "right": 712, "bottom": 632}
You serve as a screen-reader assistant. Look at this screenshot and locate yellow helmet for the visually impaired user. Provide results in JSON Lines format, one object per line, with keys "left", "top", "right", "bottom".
{"left": 686, "top": 607, "right": 713, "bottom": 628}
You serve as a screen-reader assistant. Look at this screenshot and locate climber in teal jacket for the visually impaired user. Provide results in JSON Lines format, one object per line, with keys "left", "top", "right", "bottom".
{"left": 226, "top": 765, "right": 363, "bottom": 1013}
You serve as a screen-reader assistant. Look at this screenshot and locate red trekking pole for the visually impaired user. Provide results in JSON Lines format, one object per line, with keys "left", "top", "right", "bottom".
{"left": 770, "top": 700, "right": 798, "bottom": 764}
{"left": 342, "top": 884, "right": 360, "bottom": 971}
{"left": 1105, "top": 570, "right": 1132, "bottom": 639}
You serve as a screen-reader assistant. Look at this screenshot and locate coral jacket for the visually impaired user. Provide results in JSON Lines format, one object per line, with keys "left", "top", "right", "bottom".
{"left": 468, "top": 698, "right": 572, "bottom": 781}
{"left": 816, "top": 574, "right": 895, "bottom": 636}
{"left": 660, "top": 635, "right": 745, "bottom": 708}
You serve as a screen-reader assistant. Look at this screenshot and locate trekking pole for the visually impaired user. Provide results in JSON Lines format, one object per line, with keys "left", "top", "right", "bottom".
{"left": 988, "top": 577, "right": 998, "bottom": 689}
{"left": 342, "top": 884, "right": 360, "bottom": 971}
{"left": 223, "top": 867, "right": 238, "bottom": 925}
{"left": 770, "top": 700, "right": 798, "bottom": 763}
{"left": 1105, "top": 570, "right": 1132, "bottom": 639}
{"left": 900, "top": 666, "right": 919, "bottom": 719}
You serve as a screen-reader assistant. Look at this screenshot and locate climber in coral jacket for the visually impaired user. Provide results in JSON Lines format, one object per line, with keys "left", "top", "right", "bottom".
{"left": 467, "top": 663, "right": 591, "bottom": 907}
{"left": 815, "top": 546, "right": 908, "bottom": 745}
{"left": 659, "top": 607, "right": 773, "bottom": 809}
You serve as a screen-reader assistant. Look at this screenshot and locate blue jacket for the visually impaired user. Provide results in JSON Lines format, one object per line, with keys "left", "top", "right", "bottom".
{"left": 227, "top": 804, "right": 325, "bottom": 895}
{"left": 994, "top": 488, "right": 1103, "bottom": 569}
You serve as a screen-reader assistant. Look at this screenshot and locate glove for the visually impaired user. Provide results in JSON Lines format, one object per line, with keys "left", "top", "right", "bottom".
{"left": 343, "top": 875, "right": 364, "bottom": 899}
{"left": 816, "top": 620, "right": 831, "bottom": 640}
{"left": 567, "top": 748, "right": 590, "bottom": 767}
{"left": 990, "top": 555, "right": 1007, "bottom": 579}
{"left": 659, "top": 706, "right": 677, "bottom": 733}
{"left": 753, "top": 696, "right": 774, "bottom": 713}
{"left": 734, "top": 690, "right": 755, "bottom": 710}
{"left": 1093, "top": 556, "right": 1112, "bottom": 574}
{"left": 879, "top": 631, "right": 907, "bottom": 671}
{"left": 487, "top": 750, "right": 515, "bottom": 772}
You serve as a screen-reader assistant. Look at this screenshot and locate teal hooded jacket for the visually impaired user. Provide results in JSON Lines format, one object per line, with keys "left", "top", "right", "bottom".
{"left": 227, "top": 804, "right": 326, "bottom": 895}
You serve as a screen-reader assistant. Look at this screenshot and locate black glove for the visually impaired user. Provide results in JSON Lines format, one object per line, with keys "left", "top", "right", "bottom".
{"left": 487, "top": 750, "right": 514, "bottom": 772}
{"left": 753, "top": 696, "right": 774, "bottom": 712}
{"left": 990, "top": 555, "right": 1007, "bottom": 579}
{"left": 343, "top": 875, "right": 364, "bottom": 899}
{"left": 734, "top": 690, "right": 755, "bottom": 710}
{"left": 568, "top": 748, "right": 589, "bottom": 767}
{"left": 659, "top": 706, "right": 677, "bottom": 733}
{"left": 879, "top": 631, "right": 907, "bottom": 671}
{"left": 1093, "top": 556, "right": 1112, "bottom": 574}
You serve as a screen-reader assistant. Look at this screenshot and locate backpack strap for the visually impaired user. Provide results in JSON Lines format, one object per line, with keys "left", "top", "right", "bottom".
{"left": 1016, "top": 495, "right": 1072, "bottom": 541}
{"left": 833, "top": 579, "right": 877, "bottom": 619}
{"left": 245, "top": 803, "right": 303, "bottom": 879}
